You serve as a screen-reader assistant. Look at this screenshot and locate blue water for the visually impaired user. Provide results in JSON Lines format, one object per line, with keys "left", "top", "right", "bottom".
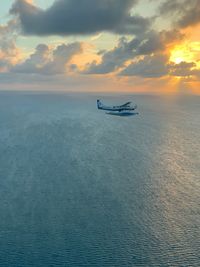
{"left": 0, "top": 92, "right": 199, "bottom": 266}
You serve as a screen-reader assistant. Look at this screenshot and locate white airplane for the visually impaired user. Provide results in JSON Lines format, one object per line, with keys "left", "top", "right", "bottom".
{"left": 97, "top": 99, "right": 137, "bottom": 112}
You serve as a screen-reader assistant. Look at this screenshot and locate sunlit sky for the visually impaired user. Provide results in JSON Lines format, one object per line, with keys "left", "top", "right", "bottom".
{"left": 0, "top": 0, "right": 200, "bottom": 93}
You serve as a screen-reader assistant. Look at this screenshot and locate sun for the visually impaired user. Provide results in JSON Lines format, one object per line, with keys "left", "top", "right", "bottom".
{"left": 172, "top": 56, "right": 184, "bottom": 64}
{"left": 170, "top": 42, "right": 200, "bottom": 65}
{"left": 170, "top": 46, "right": 191, "bottom": 64}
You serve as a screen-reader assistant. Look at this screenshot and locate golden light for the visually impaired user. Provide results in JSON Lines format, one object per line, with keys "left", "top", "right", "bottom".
{"left": 173, "top": 56, "right": 184, "bottom": 64}
{"left": 170, "top": 42, "right": 200, "bottom": 66}
{"left": 170, "top": 45, "right": 192, "bottom": 64}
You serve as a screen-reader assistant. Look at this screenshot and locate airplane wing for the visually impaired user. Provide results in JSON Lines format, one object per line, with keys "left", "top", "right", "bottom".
{"left": 120, "top": 101, "right": 132, "bottom": 107}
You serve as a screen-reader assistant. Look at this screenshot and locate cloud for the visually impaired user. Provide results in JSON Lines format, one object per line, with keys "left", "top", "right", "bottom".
{"left": 136, "top": 29, "right": 184, "bottom": 54}
{"left": 169, "top": 61, "right": 197, "bottom": 77}
{"left": 119, "top": 51, "right": 200, "bottom": 78}
{"left": 0, "top": 19, "right": 20, "bottom": 72}
{"left": 120, "top": 56, "right": 200, "bottom": 79}
{"left": 83, "top": 37, "right": 137, "bottom": 74}
{"left": 120, "top": 54, "right": 169, "bottom": 77}
{"left": 12, "top": 42, "right": 83, "bottom": 75}
{"left": 159, "top": 0, "right": 200, "bottom": 29}
{"left": 83, "top": 29, "right": 184, "bottom": 74}
{"left": 11, "top": 0, "right": 152, "bottom": 36}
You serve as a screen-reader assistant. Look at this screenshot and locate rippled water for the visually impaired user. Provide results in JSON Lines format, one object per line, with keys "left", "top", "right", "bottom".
{"left": 0, "top": 92, "right": 199, "bottom": 266}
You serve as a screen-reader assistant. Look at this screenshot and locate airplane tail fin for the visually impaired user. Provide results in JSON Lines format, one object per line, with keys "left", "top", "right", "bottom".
{"left": 97, "top": 99, "right": 102, "bottom": 109}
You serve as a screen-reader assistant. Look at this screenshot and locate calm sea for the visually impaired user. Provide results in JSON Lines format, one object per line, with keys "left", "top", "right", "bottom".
{"left": 0, "top": 92, "right": 199, "bottom": 266}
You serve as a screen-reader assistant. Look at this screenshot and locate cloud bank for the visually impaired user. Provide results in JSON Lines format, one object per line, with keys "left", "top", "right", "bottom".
{"left": 12, "top": 42, "right": 83, "bottom": 75}
{"left": 0, "top": 0, "right": 199, "bottom": 92}
{"left": 84, "top": 29, "right": 184, "bottom": 75}
{"left": 11, "top": 0, "right": 151, "bottom": 35}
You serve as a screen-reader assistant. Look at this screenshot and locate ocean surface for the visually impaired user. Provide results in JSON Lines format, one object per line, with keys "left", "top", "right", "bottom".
{"left": 0, "top": 92, "right": 199, "bottom": 267}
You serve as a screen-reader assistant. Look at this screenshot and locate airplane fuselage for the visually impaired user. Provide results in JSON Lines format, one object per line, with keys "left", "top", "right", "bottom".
{"left": 98, "top": 105, "right": 135, "bottom": 112}
{"left": 97, "top": 99, "right": 137, "bottom": 112}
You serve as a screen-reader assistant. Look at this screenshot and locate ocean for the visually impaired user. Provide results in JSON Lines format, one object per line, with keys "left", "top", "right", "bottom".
{"left": 0, "top": 92, "right": 199, "bottom": 266}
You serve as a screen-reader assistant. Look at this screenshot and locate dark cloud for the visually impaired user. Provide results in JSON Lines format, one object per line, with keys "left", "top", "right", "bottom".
{"left": 169, "top": 61, "right": 197, "bottom": 77}
{"left": 12, "top": 42, "right": 82, "bottom": 75}
{"left": 120, "top": 54, "right": 169, "bottom": 77}
{"left": 178, "top": 1, "right": 200, "bottom": 28}
{"left": 84, "top": 29, "right": 184, "bottom": 74}
{"left": 136, "top": 29, "right": 184, "bottom": 55}
{"left": 159, "top": 0, "right": 200, "bottom": 29}
{"left": 11, "top": 0, "right": 151, "bottom": 36}
{"left": 159, "top": 0, "right": 184, "bottom": 16}
{"left": 84, "top": 37, "right": 137, "bottom": 74}
{"left": 120, "top": 57, "right": 200, "bottom": 78}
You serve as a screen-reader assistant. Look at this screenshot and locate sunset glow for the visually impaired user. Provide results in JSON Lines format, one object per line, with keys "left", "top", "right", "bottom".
{"left": 0, "top": 0, "right": 199, "bottom": 94}
{"left": 170, "top": 43, "right": 200, "bottom": 65}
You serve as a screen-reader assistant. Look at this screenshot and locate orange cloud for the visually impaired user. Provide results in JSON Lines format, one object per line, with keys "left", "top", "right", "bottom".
{"left": 0, "top": 19, "right": 22, "bottom": 72}
{"left": 71, "top": 43, "right": 101, "bottom": 71}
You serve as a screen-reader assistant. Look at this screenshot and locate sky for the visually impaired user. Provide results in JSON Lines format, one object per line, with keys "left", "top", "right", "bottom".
{"left": 0, "top": 0, "right": 200, "bottom": 93}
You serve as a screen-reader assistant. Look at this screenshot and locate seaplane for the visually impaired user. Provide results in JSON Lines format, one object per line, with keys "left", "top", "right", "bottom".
{"left": 97, "top": 99, "right": 138, "bottom": 116}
